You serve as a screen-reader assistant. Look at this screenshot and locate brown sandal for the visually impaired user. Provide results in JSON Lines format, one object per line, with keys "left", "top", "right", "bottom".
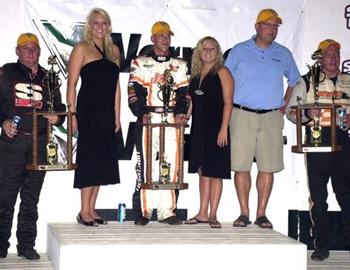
{"left": 209, "top": 220, "right": 222, "bottom": 229}
{"left": 254, "top": 216, "right": 273, "bottom": 229}
{"left": 184, "top": 217, "right": 209, "bottom": 224}
{"left": 233, "top": 215, "right": 252, "bottom": 227}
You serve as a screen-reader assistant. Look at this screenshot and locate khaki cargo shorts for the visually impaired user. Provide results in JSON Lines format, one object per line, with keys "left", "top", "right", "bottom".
{"left": 229, "top": 107, "right": 284, "bottom": 172}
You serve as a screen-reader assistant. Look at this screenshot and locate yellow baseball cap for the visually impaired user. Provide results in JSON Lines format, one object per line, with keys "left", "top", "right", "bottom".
{"left": 17, "top": 33, "right": 40, "bottom": 47}
{"left": 317, "top": 39, "right": 341, "bottom": 52}
{"left": 256, "top": 9, "right": 282, "bottom": 24}
{"left": 151, "top": 21, "right": 174, "bottom": 36}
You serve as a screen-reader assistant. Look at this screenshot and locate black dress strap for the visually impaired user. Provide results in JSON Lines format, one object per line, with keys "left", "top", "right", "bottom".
{"left": 94, "top": 43, "right": 106, "bottom": 59}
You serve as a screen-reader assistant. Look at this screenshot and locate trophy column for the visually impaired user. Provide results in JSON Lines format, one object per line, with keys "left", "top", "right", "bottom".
{"left": 26, "top": 111, "right": 77, "bottom": 171}
{"left": 291, "top": 49, "right": 342, "bottom": 154}
{"left": 67, "top": 111, "right": 74, "bottom": 165}
{"left": 291, "top": 103, "right": 342, "bottom": 153}
{"left": 177, "top": 125, "right": 185, "bottom": 185}
{"left": 26, "top": 54, "right": 77, "bottom": 171}
{"left": 141, "top": 122, "right": 188, "bottom": 190}
{"left": 31, "top": 110, "right": 39, "bottom": 165}
{"left": 145, "top": 124, "right": 153, "bottom": 184}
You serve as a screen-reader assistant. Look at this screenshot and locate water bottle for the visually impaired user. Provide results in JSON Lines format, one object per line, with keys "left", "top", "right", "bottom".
{"left": 12, "top": 115, "right": 21, "bottom": 129}
{"left": 337, "top": 107, "right": 348, "bottom": 131}
{"left": 118, "top": 203, "right": 126, "bottom": 223}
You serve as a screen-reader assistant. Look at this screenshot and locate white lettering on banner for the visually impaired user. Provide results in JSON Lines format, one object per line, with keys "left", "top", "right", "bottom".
{"left": 343, "top": 60, "right": 350, "bottom": 73}
{"left": 342, "top": 5, "right": 350, "bottom": 73}
{"left": 345, "top": 4, "right": 350, "bottom": 29}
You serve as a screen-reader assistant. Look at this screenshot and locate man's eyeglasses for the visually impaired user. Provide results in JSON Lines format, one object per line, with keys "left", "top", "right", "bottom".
{"left": 259, "top": 23, "right": 280, "bottom": 30}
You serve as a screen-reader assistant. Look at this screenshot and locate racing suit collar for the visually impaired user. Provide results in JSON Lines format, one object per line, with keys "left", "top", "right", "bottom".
{"left": 149, "top": 51, "right": 171, "bottom": 62}
{"left": 16, "top": 60, "right": 45, "bottom": 79}
{"left": 17, "top": 60, "right": 33, "bottom": 74}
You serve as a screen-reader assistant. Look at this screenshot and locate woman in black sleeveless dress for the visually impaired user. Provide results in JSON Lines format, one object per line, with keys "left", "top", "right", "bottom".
{"left": 185, "top": 36, "right": 234, "bottom": 228}
{"left": 67, "top": 8, "right": 121, "bottom": 226}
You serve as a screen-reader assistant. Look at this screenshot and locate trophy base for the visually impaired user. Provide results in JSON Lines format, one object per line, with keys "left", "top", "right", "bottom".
{"left": 26, "top": 163, "right": 77, "bottom": 171}
{"left": 141, "top": 182, "right": 188, "bottom": 190}
{"left": 292, "top": 145, "right": 342, "bottom": 153}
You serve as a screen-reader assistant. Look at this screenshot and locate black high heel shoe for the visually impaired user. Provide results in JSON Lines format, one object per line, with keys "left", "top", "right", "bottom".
{"left": 76, "top": 214, "right": 98, "bottom": 227}
{"left": 94, "top": 218, "right": 108, "bottom": 225}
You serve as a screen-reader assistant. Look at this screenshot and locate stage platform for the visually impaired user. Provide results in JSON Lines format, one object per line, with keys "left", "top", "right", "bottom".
{"left": 307, "top": 251, "right": 350, "bottom": 269}
{"left": 1, "top": 251, "right": 349, "bottom": 270}
{"left": 1, "top": 223, "right": 349, "bottom": 270}
{"left": 46, "top": 221, "right": 307, "bottom": 270}
{"left": 0, "top": 253, "right": 53, "bottom": 270}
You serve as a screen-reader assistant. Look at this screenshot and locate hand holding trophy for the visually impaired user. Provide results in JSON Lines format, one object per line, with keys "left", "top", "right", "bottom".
{"left": 337, "top": 107, "right": 349, "bottom": 131}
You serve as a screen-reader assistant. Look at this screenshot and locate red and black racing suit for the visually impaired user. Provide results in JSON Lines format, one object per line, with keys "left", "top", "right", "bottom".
{"left": 0, "top": 61, "right": 65, "bottom": 253}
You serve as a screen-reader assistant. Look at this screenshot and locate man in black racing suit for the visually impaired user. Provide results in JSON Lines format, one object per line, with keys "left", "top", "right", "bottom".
{"left": 0, "top": 33, "right": 65, "bottom": 260}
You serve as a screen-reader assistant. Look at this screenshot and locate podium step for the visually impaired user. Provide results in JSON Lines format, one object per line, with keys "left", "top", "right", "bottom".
{"left": 307, "top": 250, "right": 350, "bottom": 269}
{"left": 47, "top": 221, "right": 307, "bottom": 270}
{"left": 0, "top": 254, "right": 53, "bottom": 270}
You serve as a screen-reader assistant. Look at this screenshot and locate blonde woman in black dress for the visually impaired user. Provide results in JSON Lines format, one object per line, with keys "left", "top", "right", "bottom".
{"left": 185, "top": 36, "right": 233, "bottom": 228}
{"left": 67, "top": 8, "right": 121, "bottom": 226}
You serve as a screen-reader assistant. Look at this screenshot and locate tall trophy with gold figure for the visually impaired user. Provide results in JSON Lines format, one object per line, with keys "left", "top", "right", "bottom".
{"left": 157, "top": 69, "right": 174, "bottom": 183}
{"left": 291, "top": 50, "right": 341, "bottom": 153}
{"left": 157, "top": 68, "right": 176, "bottom": 124}
{"left": 45, "top": 56, "right": 60, "bottom": 165}
{"left": 141, "top": 68, "right": 188, "bottom": 190}
{"left": 26, "top": 55, "right": 77, "bottom": 171}
{"left": 307, "top": 49, "right": 324, "bottom": 105}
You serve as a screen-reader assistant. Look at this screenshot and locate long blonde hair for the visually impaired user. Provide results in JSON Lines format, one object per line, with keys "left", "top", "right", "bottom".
{"left": 191, "top": 36, "right": 224, "bottom": 79}
{"left": 83, "top": 7, "right": 117, "bottom": 63}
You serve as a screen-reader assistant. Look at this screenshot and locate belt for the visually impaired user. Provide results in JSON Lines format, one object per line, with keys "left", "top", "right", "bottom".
{"left": 233, "top": 103, "right": 280, "bottom": 114}
{"left": 147, "top": 106, "right": 174, "bottom": 113}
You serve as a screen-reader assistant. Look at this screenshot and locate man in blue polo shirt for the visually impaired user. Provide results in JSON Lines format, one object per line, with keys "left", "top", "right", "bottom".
{"left": 225, "top": 8, "right": 300, "bottom": 229}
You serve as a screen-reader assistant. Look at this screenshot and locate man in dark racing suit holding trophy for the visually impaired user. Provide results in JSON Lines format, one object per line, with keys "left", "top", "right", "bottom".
{"left": 128, "top": 21, "right": 189, "bottom": 225}
{"left": 0, "top": 33, "right": 65, "bottom": 260}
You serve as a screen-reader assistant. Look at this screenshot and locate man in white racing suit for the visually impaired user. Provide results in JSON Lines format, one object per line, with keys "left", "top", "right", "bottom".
{"left": 128, "top": 21, "right": 189, "bottom": 225}
{"left": 287, "top": 39, "right": 350, "bottom": 261}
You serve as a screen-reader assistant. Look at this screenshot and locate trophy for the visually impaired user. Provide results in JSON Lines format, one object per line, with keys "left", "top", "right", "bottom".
{"left": 157, "top": 69, "right": 175, "bottom": 124}
{"left": 307, "top": 49, "right": 324, "bottom": 105}
{"left": 159, "top": 154, "right": 171, "bottom": 184}
{"left": 310, "top": 116, "right": 322, "bottom": 146}
{"left": 45, "top": 55, "right": 61, "bottom": 112}
{"left": 44, "top": 56, "right": 61, "bottom": 164}
{"left": 141, "top": 68, "right": 188, "bottom": 190}
{"left": 26, "top": 55, "right": 77, "bottom": 171}
{"left": 46, "top": 133, "right": 58, "bottom": 164}
{"left": 291, "top": 50, "right": 341, "bottom": 153}
{"left": 141, "top": 120, "right": 188, "bottom": 190}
